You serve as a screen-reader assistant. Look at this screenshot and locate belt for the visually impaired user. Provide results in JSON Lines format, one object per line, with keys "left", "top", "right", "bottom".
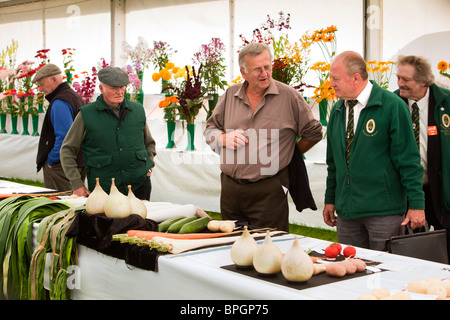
{"left": 227, "top": 175, "right": 256, "bottom": 185}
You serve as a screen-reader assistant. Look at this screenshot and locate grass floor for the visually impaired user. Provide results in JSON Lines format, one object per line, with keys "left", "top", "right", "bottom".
{"left": 1, "top": 177, "right": 338, "bottom": 242}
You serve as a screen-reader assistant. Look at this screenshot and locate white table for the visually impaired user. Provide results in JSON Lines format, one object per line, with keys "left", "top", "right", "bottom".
{"left": 69, "top": 234, "right": 450, "bottom": 300}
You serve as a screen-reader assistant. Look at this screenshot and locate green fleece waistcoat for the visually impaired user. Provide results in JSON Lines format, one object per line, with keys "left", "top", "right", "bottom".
{"left": 81, "top": 95, "right": 151, "bottom": 194}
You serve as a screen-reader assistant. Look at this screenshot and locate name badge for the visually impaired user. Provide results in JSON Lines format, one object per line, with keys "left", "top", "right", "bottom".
{"left": 428, "top": 126, "right": 438, "bottom": 136}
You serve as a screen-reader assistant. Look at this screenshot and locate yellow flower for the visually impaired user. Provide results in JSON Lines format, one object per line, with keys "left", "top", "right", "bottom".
{"left": 165, "top": 62, "right": 175, "bottom": 70}
{"left": 438, "top": 61, "right": 448, "bottom": 72}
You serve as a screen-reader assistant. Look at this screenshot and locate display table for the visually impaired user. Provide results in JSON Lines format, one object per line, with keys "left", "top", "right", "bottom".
{"left": 69, "top": 234, "right": 450, "bottom": 300}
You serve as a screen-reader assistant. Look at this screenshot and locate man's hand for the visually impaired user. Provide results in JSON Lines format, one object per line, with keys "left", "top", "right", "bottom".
{"left": 73, "top": 186, "right": 90, "bottom": 197}
{"left": 323, "top": 204, "right": 337, "bottom": 227}
{"left": 219, "top": 129, "right": 248, "bottom": 150}
{"left": 402, "top": 209, "right": 426, "bottom": 230}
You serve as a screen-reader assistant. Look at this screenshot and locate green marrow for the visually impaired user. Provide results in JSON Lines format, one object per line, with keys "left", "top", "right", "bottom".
{"left": 167, "top": 216, "right": 197, "bottom": 233}
{"left": 179, "top": 217, "right": 211, "bottom": 234}
{"left": 158, "top": 216, "right": 186, "bottom": 232}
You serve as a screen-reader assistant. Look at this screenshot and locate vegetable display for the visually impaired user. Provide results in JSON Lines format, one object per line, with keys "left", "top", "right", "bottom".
{"left": 85, "top": 177, "right": 108, "bottom": 214}
{"left": 104, "top": 178, "right": 132, "bottom": 218}
{"left": 230, "top": 226, "right": 258, "bottom": 268}
{"left": 0, "top": 196, "right": 74, "bottom": 300}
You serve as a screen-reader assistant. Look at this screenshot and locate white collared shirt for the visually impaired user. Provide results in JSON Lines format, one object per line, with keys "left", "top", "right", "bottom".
{"left": 346, "top": 81, "right": 373, "bottom": 133}
{"left": 408, "top": 88, "right": 429, "bottom": 184}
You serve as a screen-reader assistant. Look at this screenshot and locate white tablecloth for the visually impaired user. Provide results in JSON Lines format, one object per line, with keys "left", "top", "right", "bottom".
{"left": 69, "top": 234, "right": 450, "bottom": 300}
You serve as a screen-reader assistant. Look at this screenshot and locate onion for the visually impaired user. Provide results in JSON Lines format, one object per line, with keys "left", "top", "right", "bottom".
{"left": 253, "top": 231, "right": 282, "bottom": 276}
{"left": 104, "top": 178, "right": 132, "bottom": 218}
{"left": 281, "top": 236, "right": 314, "bottom": 282}
{"left": 85, "top": 177, "right": 108, "bottom": 214}
{"left": 230, "top": 226, "right": 258, "bottom": 268}
{"left": 127, "top": 185, "right": 147, "bottom": 219}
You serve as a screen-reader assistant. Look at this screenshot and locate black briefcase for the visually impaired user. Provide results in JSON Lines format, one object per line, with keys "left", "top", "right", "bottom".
{"left": 386, "top": 223, "right": 449, "bottom": 264}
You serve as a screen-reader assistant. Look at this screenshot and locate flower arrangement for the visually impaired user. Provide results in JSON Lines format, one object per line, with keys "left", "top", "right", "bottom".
{"left": 73, "top": 66, "right": 98, "bottom": 105}
{"left": 122, "top": 36, "right": 153, "bottom": 70}
{"left": 154, "top": 62, "right": 189, "bottom": 122}
{"left": 312, "top": 79, "right": 336, "bottom": 103}
{"left": 239, "top": 12, "right": 312, "bottom": 90}
{"left": 12, "top": 60, "right": 38, "bottom": 116}
{"left": 437, "top": 60, "right": 450, "bottom": 79}
{"left": 152, "top": 61, "right": 188, "bottom": 84}
{"left": 309, "top": 25, "right": 338, "bottom": 63}
{"left": 122, "top": 61, "right": 142, "bottom": 103}
{"left": 161, "top": 65, "right": 205, "bottom": 124}
{"left": 150, "top": 41, "right": 177, "bottom": 71}
{"left": 34, "top": 48, "right": 51, "bottom": 112}
{"left": 192, "top": 38, "right": 228, "bottom": 94}
{"left": 62, "top": 48, "right": 76, "bottom": 83}
{"left": 0, "top": 40, "right": 19, "bottom": 115}
{"left": 239, "top": 11, "right": 291, "bottom": 57}
{"left": 308, "top": 26, "right": 338, "bottom": 103}
{"left": 367, "top": 60, "right": 395, "bottom": 89}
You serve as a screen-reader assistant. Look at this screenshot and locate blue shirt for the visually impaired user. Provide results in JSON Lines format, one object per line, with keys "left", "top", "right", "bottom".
{"left": 46, "top": 99, "right": 74, "bottom": 166}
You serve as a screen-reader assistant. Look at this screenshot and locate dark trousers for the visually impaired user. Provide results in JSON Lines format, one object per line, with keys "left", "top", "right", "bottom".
{"left": 220, "top": 167, "right": 290, "bottom": 232}
{"left": 133, "top": 176, "right": 152, "bottom": 201}
{"left": 43, "top": 162, "right": 86, "bottom": 192}
{"left": 423, "top": 184, "right": 450, "bottom": 262}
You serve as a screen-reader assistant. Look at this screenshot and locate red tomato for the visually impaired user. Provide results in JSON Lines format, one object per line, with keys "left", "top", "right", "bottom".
{"left": 325, "top": 246, "right": 339, "bottom": 258}
{"left": 329, "top": 243, "right": 342, "bottom": 254}
{"left": 343, "top": 246, "right": 356, "bottom": 258}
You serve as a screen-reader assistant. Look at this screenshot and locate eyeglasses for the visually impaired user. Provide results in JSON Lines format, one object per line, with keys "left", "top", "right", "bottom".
{"left": 250, "top": 65, "right": 272, "bottom": 75}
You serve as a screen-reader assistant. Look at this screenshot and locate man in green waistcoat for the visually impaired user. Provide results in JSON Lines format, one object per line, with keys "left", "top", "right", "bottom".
{"left": 61, "top": 66, "right": 156, "bottom": 200}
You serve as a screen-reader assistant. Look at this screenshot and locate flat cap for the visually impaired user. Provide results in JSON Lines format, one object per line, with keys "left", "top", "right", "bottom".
{"left": 98, "top": 66, "right": 130, "bottom": 87}
{"left": 32, "top": 63, "right": 62, "bottom": 83}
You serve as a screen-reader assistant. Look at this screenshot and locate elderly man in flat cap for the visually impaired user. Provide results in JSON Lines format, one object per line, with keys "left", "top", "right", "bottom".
{"left": 61, "top": 66, "right": 156, "bottom": 200}
{"left": 33, "top": 63, "right": 86, "bottom": 191}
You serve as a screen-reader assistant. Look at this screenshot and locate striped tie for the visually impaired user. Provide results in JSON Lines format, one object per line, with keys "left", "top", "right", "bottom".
{"left": 345, "top": 100, "right": 357, "bottom": 168}
{"left": 411, "top": 102, "right": 420, "bottom": 149}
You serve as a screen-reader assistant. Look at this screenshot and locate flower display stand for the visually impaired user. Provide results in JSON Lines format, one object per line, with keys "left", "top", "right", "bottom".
{"left": 166, "top": 121, "right": 175, "bottom": 148}
{"left": 21, "top": 115, "right": 30, "bottom": 135}
{"left": 319, "top": 99, "right": 329, "bottom": 126}
{"left": 10, "top": 115, "right": 18, "bottom": 134}
{"left": 0, "top": 114, "right": 7, "bottom": 134}
{"left": 186, "top": 123, "right": 196, "bottom": 151}
{"left": 32, "top": 114, "right": 39, "bottom": 136}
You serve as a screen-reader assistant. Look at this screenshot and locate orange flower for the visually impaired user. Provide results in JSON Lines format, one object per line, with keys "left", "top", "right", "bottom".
{"left": 437, "top": 61, "right": 448, "bottom": 72}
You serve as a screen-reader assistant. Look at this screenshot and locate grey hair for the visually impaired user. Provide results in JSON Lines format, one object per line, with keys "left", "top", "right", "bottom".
{"left": 238, "top": 42, "right": 273, "bottom": 73}
{"left": 397, "top": 55, "right": 435, "bottom": 86}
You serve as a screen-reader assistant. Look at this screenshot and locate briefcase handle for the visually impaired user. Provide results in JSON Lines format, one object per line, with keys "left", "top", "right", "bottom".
{"left": 403, "top": 221, "right": 430, "bottom": 235}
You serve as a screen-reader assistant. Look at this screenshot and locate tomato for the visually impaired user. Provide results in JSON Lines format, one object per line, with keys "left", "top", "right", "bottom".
{"left": 343, "top": 246, "right": 356, "bottom": 258}
{"left": 325, "top": 246, "right": 339, "bottom": 258}
{"left": 329, "top": 243, "right": 342, "bottom": 254}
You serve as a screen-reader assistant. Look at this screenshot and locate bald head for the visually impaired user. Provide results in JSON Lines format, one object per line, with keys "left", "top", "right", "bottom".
{"left": 330, "top": 51, "right": 369, "bottom": 100}
{"left": 333, "top": 51, "right": 368, "bottom": 80}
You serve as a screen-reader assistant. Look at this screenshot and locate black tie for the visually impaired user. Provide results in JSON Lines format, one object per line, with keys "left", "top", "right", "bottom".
{"left": 345, "top": 100, "right": 358, "bottom": 168}
{"left": 411, "top": 102, "right": 420, "bottom": 149}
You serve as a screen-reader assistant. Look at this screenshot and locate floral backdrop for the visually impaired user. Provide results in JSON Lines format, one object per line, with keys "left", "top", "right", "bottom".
{"left": 1, "top": 10, "right": 437, "bottom": 137}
